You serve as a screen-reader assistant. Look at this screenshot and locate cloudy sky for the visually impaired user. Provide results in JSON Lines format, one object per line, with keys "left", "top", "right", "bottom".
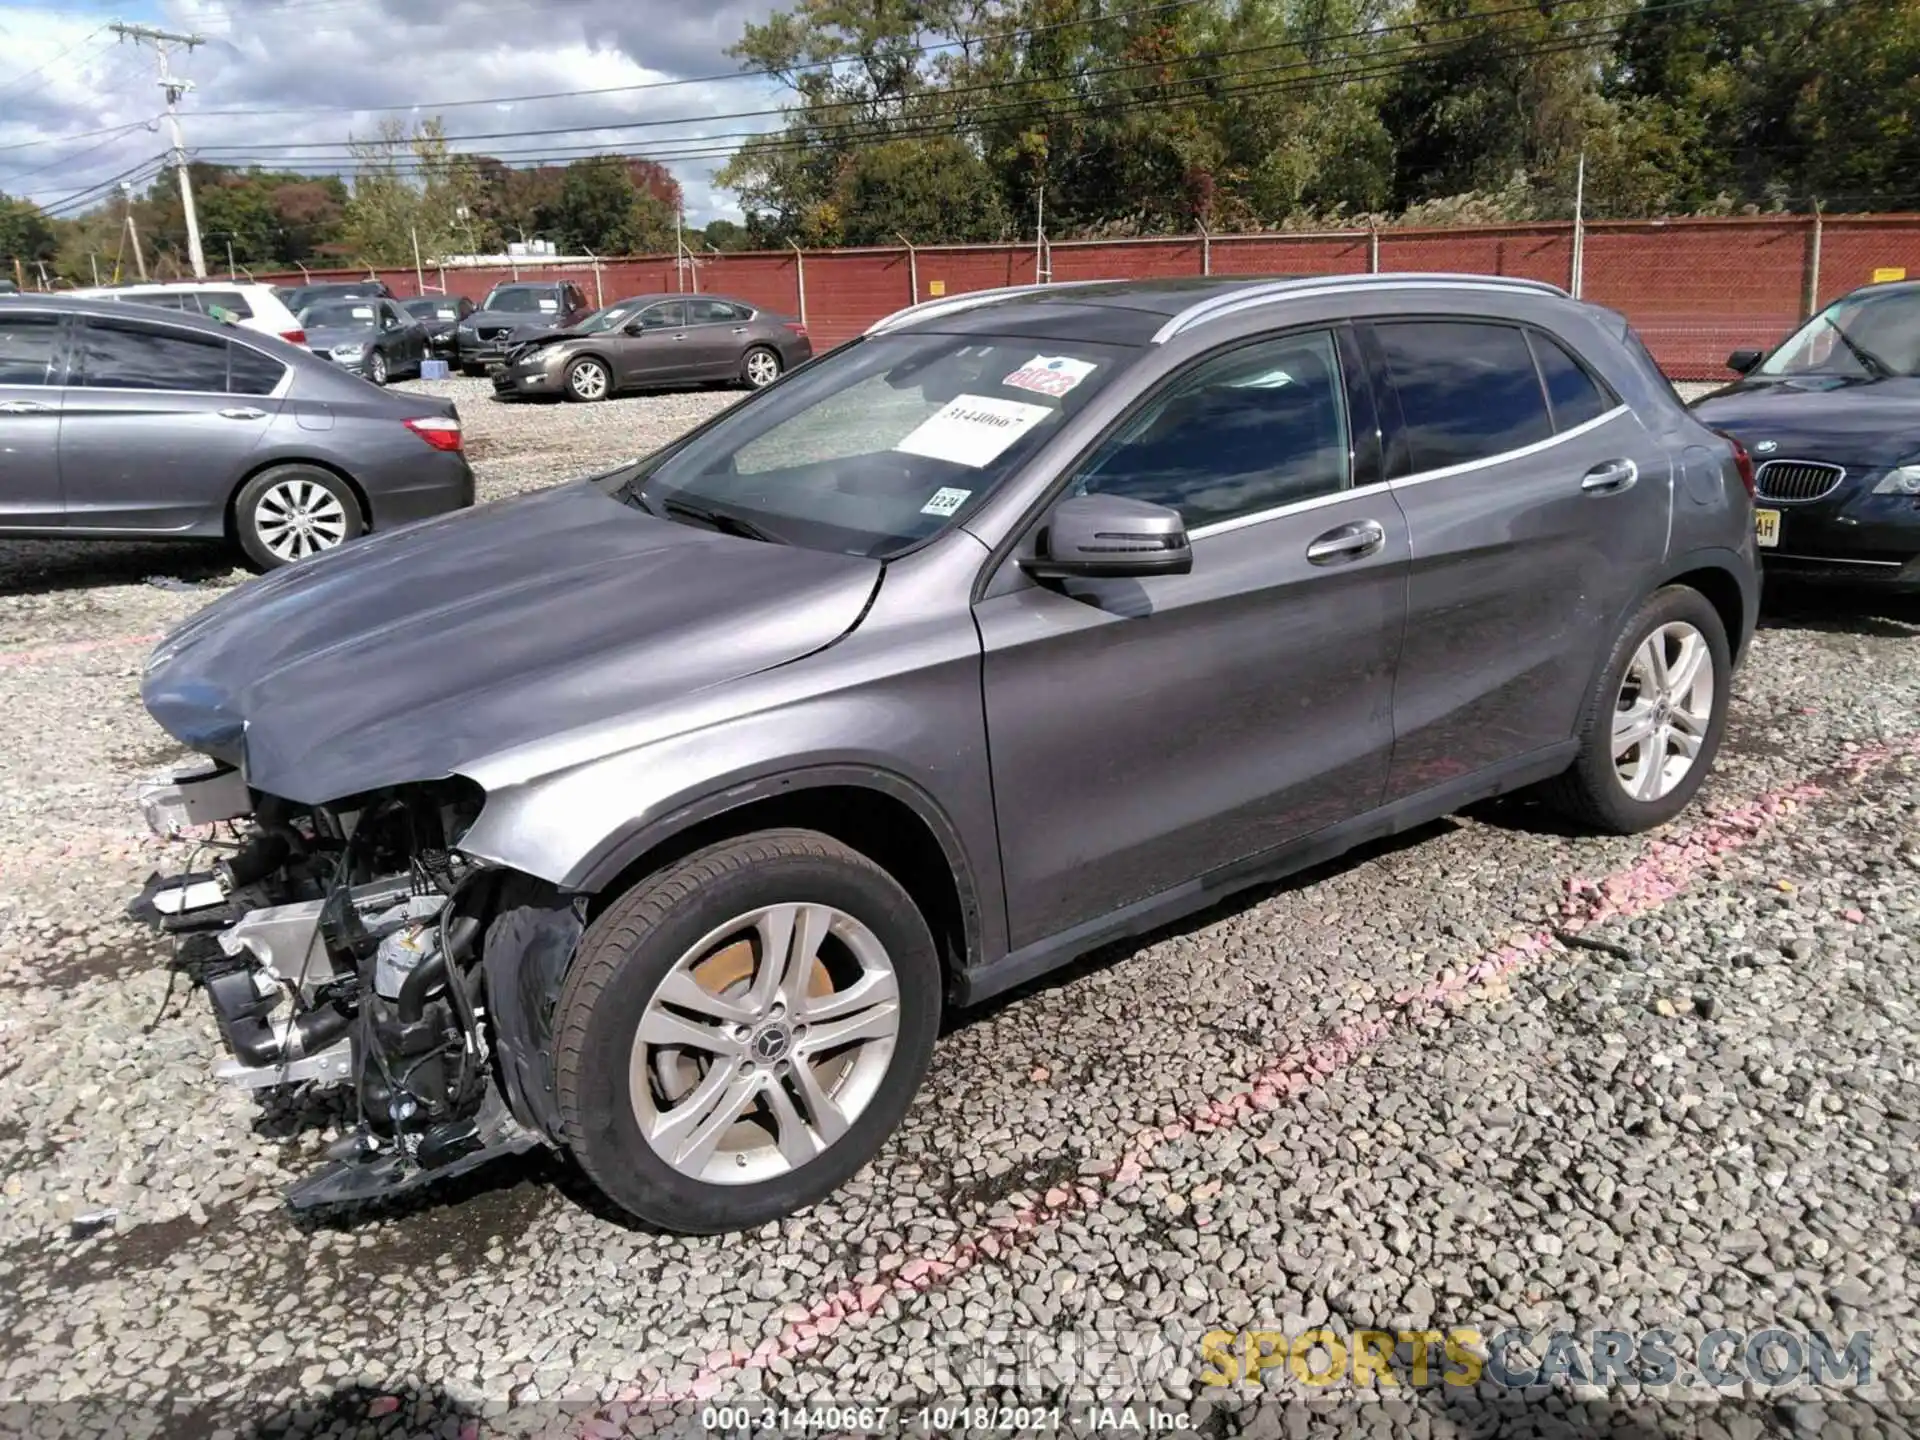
{"left": 0, "top": 0, "right": 792, "bottom": 224}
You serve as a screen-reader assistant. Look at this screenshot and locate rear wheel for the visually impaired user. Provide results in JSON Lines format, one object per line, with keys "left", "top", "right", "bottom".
{"left": 565, "top": 356, "right": 611, "bottom": 402}
{"left": 555, "top": 829, "right": 941, "bottom": 1233}
{"left": 742, "top": 346, "right": 782, "bottom": 389}
{"left": 1544, "top": 585, "right": 1730, "bottom": 833}
{"left": 234, "top": 464, "right": 363, "bottom": 570}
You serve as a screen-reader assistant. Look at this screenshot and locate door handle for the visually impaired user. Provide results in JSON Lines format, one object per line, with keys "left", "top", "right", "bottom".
{"left": 0, "top": 399, "right": 53, "bottom": 414}
{"left": 1581, "top": 459, "right": 1639, "bottom": 494}
{"left": 731, "top": 326, "right": 749, "bottom": 334}
{"left": 218, "top": 407, "right": 267, "bottom": 421}
{"left": 1306, "top": 519, "right": 1387, "bottom": 566}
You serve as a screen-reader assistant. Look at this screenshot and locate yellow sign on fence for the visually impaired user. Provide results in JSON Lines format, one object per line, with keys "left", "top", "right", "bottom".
{"left": 1872, "top": 267, "right": 1907, "bottom": 283}
{"left": 928, "top": 279, "right": 946, "bottom": 296}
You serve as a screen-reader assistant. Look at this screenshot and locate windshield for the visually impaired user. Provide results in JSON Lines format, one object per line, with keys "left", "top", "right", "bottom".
{"left": 405, "top": 298, "right": 460, "bottom": 320}
{"left": 484, "top": 287, "right": 561, "bottom": 314}
{"left": 1759, "top": 288, "right": 1920, "bottom": 378}
{"left": 597, "top": 333, "right": 1133, "bottom": 558}
{"left": 301, "top": 301, "right": 378, "bottom": 330}
{"left": 576, "top": 302, "right": 640, "bottom": 333}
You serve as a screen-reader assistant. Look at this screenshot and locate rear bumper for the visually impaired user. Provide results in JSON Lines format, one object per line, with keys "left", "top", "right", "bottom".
{"left": 364, "top": 451, "right": 475, "bottom": 528}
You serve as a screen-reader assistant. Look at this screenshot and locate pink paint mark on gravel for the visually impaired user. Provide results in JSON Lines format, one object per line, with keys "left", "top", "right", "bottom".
{"left": 0, "top": 634, "right": 156, "bottom": 669}
{"left": 620, "top": 733, "right": 1920, "bottom": 1410}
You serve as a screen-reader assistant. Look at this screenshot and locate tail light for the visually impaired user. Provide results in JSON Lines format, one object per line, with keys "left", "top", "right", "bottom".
{"left": 404, "top": 416, "right": 463, "bottom": 453}
{"left": 784, "top": 322, "right": 809, "bottom": 339}
{"left": 279, "top": 328, "right": 307, "bottom": 345}
{"left": 1714, "top": 429, "right": 1756, "bottom": 497}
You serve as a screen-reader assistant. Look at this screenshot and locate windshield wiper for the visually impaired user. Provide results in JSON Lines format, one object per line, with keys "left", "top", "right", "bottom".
{"left": 1823, "top": 316, "right": 1895, "bottom": 378}
{"left": 655, "top": 495, "right": 787, "bottom": 545}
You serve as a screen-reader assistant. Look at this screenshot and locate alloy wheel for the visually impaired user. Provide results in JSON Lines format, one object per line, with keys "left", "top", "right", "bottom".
{"left": 1612, "top": 620, "right": 1714, "bottom": 802}
{"left": 570, "top": 360, "right": 609, "bottom": 400}
{"left": 744, "top": 350, "right": 780, "bottom": 388}
{"left": 369, "top": 351, "right": 387, "bottom": 385}
{"left": 254, "top": 479, "right": 350, "bottom": 563}
{"left": 629, "top": 902, "right": 900, "bottom": 1185}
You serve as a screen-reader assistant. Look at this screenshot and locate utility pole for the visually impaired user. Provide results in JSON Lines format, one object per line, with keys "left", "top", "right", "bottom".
{"left": 1570, "top": 148, "right": 1586, "bottom": 300}
{"left": 111, "top": 21, "right": 207, "bottom": 279}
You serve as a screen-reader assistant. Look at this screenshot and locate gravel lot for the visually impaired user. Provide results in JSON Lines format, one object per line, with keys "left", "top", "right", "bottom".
{"left": 2, "top": 377, "right": 1918, "bottom": 1437}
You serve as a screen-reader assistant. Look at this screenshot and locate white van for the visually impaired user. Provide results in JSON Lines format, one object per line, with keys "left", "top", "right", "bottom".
{"left": 65, "top": 282, "right": 307, "bottom": 344}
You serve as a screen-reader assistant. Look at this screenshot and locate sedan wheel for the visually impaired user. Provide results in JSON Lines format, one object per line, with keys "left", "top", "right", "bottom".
{"left": 566, "top": 357, "right": 610, "bottom": 402}
{"left": 555, "top": 828, "right": 941, "bottom": 1233}
{"left": 233, "top": 464, "right": 364, "bottom": 571}
{"left": 743, "top": 346, "right": 781, "bottom": 389}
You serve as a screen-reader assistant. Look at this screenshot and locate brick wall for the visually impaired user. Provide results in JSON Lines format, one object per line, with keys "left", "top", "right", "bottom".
{"left": 254, "top": 214, "right": 1920, "bottom": 380}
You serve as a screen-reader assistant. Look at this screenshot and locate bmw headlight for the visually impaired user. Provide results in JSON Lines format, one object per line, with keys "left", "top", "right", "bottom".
{"left": 1873, "top": 465, "right": 1920, "bottom": 495}
{"left": 331, "top": 342, "right": 368, "bottom": 362}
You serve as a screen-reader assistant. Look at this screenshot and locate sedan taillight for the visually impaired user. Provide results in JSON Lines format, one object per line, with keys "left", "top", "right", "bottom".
{"left": 404, "top": 416, "right": 463, "bottom": 453}
{"left": 784, "top": 322, "right": 809, "bottom": 338}
{"left": 280, "top": 328, "right": 307, "bottom": 345}
{"left": 1714, "top": 429, "right": 1757, "bottom": 497}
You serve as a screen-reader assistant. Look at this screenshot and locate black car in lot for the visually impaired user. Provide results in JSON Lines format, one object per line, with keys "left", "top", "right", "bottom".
{"left": 402, "top": 294, "right": 475, "bottom": 354}
{"left": 455, "top": 280, "right": 593, "bottom": 374}
{"left": 1693, "top": 280, "right": 1920, "bottom": 589}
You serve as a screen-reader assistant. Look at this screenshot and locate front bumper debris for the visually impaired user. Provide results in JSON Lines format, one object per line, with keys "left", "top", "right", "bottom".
{"left": 129, "top": 765, "right": 556, "bottom": 1211}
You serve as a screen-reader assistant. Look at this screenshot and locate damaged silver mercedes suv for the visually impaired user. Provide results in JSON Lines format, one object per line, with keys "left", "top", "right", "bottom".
{"left": 132, "top": 276, "right": 1760, "bottom": 1232}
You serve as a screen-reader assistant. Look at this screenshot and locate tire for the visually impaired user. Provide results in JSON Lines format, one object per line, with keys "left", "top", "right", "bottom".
{"left": 233, "top": 464, "right": 364, "bottom": 570}
{"left": 565, "top": 356, "right": 611, "bottom": 403}
{"left": 1543, "top": 585, "right": 1731, "bottom": 833}
{"left": 367, "top": 349, "right": 389, "bottom": 386}
{"left": 742, "top": 345, "right": 782, "bottom": 389}
{"left": 555, "top": 828, "right": 941, "bottom": 1233}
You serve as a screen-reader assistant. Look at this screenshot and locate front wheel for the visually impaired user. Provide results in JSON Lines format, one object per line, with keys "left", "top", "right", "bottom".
{"left": 234, "top": 464, "right": 364, "bottom": 570}
{"left": 1544, "top": 585, "right": 1731, "bottom": 833}
{"left": 565, "top": 356, "right": 611, "bottom": 402}
{"left": 555, "top": 829, "right": 941, "bottom": 1233}
{"left": 367, "top": 350, "right": 389, "bottom": 386}
{"left": 742, "top": 345, "right": 782, "bottom": 389}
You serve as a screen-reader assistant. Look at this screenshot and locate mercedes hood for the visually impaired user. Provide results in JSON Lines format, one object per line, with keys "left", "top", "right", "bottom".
{"left": 141, "top": 482, "right": 883, "bottom": 804}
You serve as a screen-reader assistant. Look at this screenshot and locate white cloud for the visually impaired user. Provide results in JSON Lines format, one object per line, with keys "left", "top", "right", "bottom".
{"left": 0, "top": 0, "right": 790, "bottom": 224}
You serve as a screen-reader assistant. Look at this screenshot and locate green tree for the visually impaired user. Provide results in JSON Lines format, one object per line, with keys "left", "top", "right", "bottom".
{"left": 0, "top": 192, "right": 56, "bottom": 274}
{"left": 833, "top": 135, "right": 1008, "bottom": 242}
{"left": 550, "top": 156, "right": 676, "bottom": 254}
{"left": 342, "top": 117, "right": 477, "bottom": 265}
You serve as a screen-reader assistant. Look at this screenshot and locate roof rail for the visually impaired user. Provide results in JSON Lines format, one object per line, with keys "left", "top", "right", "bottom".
{"left": 1151, "top": 272, "right": 1571, "bottom": 344}
{"left": 865, "top": 279, "right": 1103, "bottom": 336}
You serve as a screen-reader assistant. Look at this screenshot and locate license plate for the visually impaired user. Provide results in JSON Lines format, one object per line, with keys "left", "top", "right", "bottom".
{"left": 1755, "top": 508, "right": 1781, "bottom": 548}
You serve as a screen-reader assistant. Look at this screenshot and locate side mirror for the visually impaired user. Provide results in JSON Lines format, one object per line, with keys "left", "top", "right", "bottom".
{"left": 1023, "top": 494, "right": 1192, "bottom": 581}
{"left": 1726, "top": 348, "right": 1763, "bottom": 375}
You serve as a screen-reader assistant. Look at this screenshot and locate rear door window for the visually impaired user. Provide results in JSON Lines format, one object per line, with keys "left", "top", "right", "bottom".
{"left": 639, "top": 301, "right": 687, "bottom": 330}
{"left": 688, "top": 299, "right": 746, "bottom": 324}
{"left": 76, "top": 319, "right": 230, "bottom": 392}
{"left": 0, "top": 313, "right": 63, "bottom": 385}
{"left": 1373, "top": 320, "right": 1554, "bottom": 472}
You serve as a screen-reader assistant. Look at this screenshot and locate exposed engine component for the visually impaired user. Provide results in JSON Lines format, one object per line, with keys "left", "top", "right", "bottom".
{"left": 130, "top": 771, "right": 551, "bottom": 1210}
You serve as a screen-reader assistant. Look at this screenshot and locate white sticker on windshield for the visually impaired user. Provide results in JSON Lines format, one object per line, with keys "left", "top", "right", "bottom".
{"left": 894, "top": 394, "right": 1053, "bottom": 468}
{"left": 920, "top": 486, "right": 972, "bottom": 517}
{"left": 1003, "top": 354, "right": 1097, "bottom": 397}
{"left": 538, "top": 298, "right": 559, "bottom": 312}
{"left": 350, "top": 306, "right": 374, "bottom": 319}
{"left": 436, "top": 307, "right": 457, "bottom": 319}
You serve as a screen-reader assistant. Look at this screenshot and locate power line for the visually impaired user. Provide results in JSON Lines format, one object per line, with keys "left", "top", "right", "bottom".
{"left": 0, "top": 119, "right": 161, "bottom": 188}
{"left": 178, "top": 0, "right": 1633, "bottom": 157}
{"left": 36, "top": 153, "right": 171, "bottom": 218}
{"left": 180, "top": 0, "right": 1217, "bottom": 120}
{"left": 0, "top": 25, "right": 108, "bottom": 98}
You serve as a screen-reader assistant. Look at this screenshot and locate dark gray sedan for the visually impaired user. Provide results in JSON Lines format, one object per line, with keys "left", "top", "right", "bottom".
{"left": 490, "top": 294, "right": 814, "bottom": 401}
{"left": 298, "top": 296, "right": 432, "bottom": 386}
{"left": 0, "top": 295, "right": 472, "bottom": 568}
